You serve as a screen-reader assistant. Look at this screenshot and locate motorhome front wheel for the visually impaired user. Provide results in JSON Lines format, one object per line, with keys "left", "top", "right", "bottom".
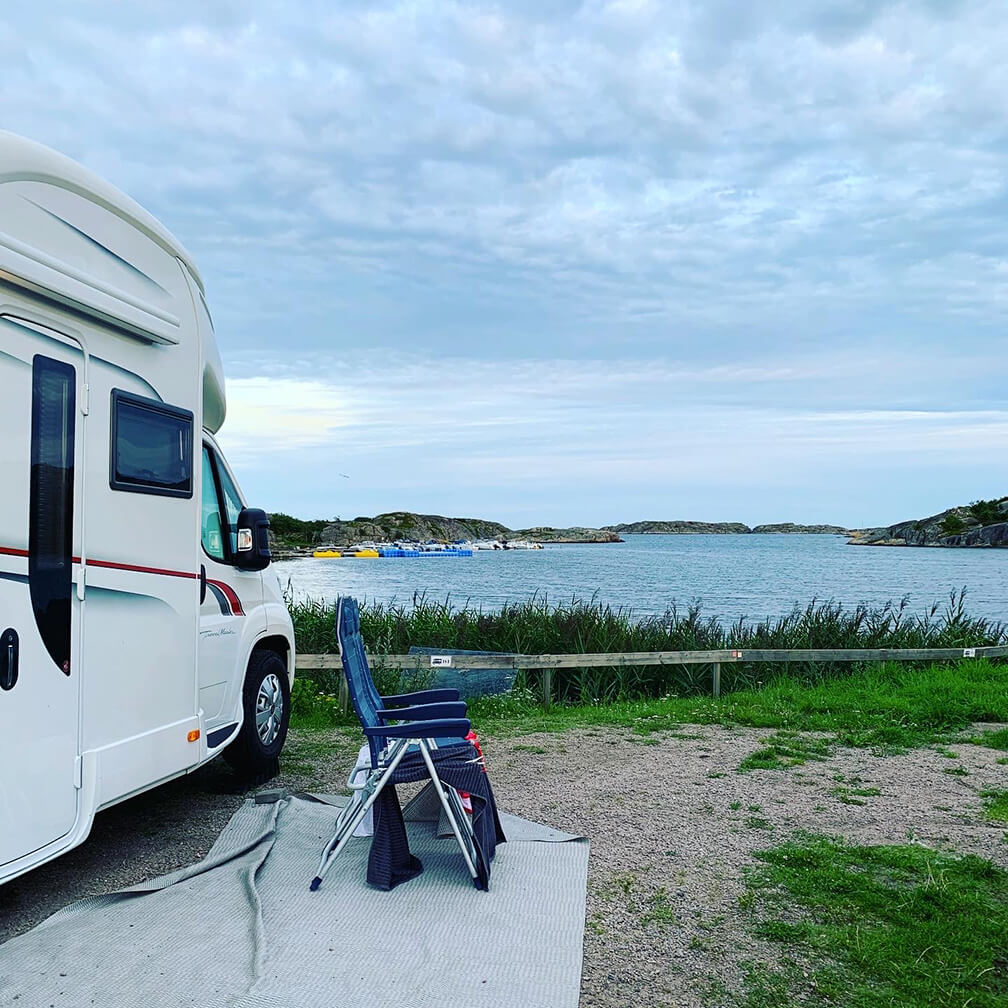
{"left": 224, "top": 649, "right": 291, "bottom": 782}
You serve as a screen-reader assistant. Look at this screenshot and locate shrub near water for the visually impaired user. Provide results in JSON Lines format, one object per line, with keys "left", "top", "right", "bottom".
{"left": 288, "top": 590, "right": 1006, "bottom": 703}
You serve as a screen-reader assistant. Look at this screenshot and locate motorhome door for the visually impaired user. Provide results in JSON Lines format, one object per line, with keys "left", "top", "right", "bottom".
{"left": 0, "top": 317, "right": 83, "bottom": 867}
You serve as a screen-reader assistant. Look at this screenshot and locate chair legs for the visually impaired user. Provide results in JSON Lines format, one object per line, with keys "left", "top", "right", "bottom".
{"left": 311, "top": 737, "right": 479, "bottom": 890}
{"left": 417, "top": 743, "right": 479, "bottom": 881}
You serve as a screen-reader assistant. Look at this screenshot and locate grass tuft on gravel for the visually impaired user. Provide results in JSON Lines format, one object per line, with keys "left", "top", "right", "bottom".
{"left": 741, "top": 834, "right": 1008, "bottom": 1008}
{"left": 983, "top": 791, "right": 1008, "bottom": 824}
{"left": 736, "top": 731, "right": 834, "bottom": 771}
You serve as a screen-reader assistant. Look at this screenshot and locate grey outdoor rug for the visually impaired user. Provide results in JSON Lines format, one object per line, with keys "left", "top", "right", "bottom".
{"left": 0, "top": 795, "right": 589, "bottom": 1008}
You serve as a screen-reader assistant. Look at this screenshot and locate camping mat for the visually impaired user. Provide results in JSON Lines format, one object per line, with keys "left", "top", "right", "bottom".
{"left": 0, "top": 795, "right": 589, "bottom": 1008}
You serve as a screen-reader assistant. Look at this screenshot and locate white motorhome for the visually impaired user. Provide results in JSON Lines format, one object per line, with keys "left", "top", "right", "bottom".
{"left": 0, "top": 132, "right": 295, "bottom": 886}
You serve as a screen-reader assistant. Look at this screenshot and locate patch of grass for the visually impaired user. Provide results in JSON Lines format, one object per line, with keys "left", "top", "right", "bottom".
{"left": 289, "top": 678, "right": 354, "bottom": 730}
{"left": 613, "top": 872, "right": 636, "bottom": 895}
{"left": 830, "top": 784, "right": 881, "bottom": 805}
{"left": 943, "top": 765, "right": 969, "bottom": 777}
{"left": 738, "top": 731, "right": 833, "bottom": 771}
{"left": 967, "top": 727, "right": 1008, "bottom": 751}
{"left": 983, "top": 790, "right": 1008, "bottom": 824}
{"left": 640, "top": 886, "right": 677, "bottom": 928}
{"left": 742, "top": 834, "right": 1008, "bottom": 1008}
{"left": 742, "top": 961, "right": 800, "bottom": 1008}
{"left": 699, "top": 977, "right": 727, "bottom": 1006}
{"left": 745, "top": 816, "right": 774, "bottom": 831}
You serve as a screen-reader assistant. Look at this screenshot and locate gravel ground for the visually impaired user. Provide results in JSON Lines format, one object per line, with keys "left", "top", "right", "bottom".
{"left": 2, "top": 723, "right": 1005, "bottom": 1007}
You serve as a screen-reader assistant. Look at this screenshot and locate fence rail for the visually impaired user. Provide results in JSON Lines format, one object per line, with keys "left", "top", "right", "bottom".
{"left": 295, "top": 644, "right": 1008, "bottom": 707}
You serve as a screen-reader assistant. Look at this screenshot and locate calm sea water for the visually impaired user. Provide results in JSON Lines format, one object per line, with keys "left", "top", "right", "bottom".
{"left": 273, "top": 534, "right": 1008, "bottom": 625}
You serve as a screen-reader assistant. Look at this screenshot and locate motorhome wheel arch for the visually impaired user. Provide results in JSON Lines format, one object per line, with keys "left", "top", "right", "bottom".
{"left": 0, "top": 131, "right": 296, "bottom": 886}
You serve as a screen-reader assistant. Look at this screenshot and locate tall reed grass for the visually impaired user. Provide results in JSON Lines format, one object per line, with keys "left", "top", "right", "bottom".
{"left": 287, "top": 589, "right": 1006, "bottom": 703}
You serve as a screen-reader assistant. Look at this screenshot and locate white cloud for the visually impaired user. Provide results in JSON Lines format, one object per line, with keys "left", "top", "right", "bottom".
{"left": 224, "top": 377, "right": 358, "bottom": 452}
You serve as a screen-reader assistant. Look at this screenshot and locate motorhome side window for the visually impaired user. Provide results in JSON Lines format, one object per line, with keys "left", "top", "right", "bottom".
{"left": 202, "top": 445, "right": 244, "bottom": 560}
{"left": 110, "top": 390, "right": 193, "bottom": 497}
{"left": 201, "top": 447, "right": 226, "bottom": 561}
{"left": 216, "top": 460, "right": 244, "bottom": 554}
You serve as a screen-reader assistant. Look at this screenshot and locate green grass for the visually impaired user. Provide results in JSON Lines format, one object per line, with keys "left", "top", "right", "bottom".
{"left": 465, "top": 658, "right": 1008, "bottom": 749}
{"left": 737, "top": 731, "right": 834, "bottom": 770}
{"left": 742, "top": 834, "right": 1008, "bottom": 1007}
{"left": 984, "top": 791, "right": 1008, "bottom": 824}
{"left": 967, "top": 727, "right": 1008, "bottom": 751}
{"left": 830, "top": 784, "right": 882, "bottom": 805}
{"left": 289, "top": 654, "right": 1008, "bottom": 777}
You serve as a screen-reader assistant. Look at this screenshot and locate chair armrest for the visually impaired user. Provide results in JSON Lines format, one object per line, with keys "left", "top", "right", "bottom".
{"left": 363, "top": 719, "right": 471, "bottom": 739}
{"left": 382, "top": 688, "right": 461, "bottom": 706}
{"left": 377, "top": 702, "right": 467, "bottom": 722}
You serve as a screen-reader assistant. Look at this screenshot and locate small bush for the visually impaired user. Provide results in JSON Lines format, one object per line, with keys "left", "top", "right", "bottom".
{"left": 940, "top": 513, "right": 967, "bottom": 535}
{"left": 968, "top": 498, "right": 1008, "bottom": 527}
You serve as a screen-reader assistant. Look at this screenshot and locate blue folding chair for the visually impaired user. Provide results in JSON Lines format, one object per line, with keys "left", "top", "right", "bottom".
{"left": 311, "top": 597, "right": 482, "bottom": 890}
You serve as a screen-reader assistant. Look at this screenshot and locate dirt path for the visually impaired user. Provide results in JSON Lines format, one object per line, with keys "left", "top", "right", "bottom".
{"left": 2, "top": 724, "right": 1004, "bottom": 1006}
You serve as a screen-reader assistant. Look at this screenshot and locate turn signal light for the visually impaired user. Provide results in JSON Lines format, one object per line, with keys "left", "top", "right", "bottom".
{"left": 187, "top": 730, "right": 200, "bottom": 743}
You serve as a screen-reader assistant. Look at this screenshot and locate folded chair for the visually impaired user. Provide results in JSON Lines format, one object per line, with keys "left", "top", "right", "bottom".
{"left": 311, "top": 597, "right": 489, "bottom": 891}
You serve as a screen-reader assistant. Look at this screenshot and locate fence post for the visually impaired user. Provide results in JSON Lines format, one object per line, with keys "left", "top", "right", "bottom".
{"left": 712, "top": 662, "right": 721, "bottom": 698}
{"left": 337, "top": 668, "right": 349, "bottom": 714}
{"left": 541, "top": 668, "right": 552, "bottom": 710}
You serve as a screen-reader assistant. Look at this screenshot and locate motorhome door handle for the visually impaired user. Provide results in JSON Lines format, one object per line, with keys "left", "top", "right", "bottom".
{"left": 0, "top": 628, "right": 17, "bottom": 691}
{"left": 199, "top": 565, "right": 207, "bottom": 605}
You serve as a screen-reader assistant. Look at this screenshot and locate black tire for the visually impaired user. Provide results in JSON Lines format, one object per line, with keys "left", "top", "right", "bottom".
{"left": 224, "top": 649, "right": 291, "bottom": 785}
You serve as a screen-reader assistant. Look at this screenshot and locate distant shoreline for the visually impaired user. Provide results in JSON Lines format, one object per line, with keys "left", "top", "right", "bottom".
{"left": 269, "top": 500, "right": 1007, "bottom": 552}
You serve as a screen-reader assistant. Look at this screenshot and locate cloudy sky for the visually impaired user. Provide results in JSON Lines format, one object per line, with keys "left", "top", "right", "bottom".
{"left": 3, "top": 2, "right": 1005, "bottom": 528}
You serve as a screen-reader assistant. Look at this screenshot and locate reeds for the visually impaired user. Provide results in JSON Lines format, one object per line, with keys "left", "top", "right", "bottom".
{"left": 287, "top": 588, "right": 1006, "bottom": 703}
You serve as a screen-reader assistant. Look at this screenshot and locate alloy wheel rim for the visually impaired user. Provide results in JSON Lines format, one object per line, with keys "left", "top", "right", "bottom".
{"left": 256, "top": 673, "right": 283, "bottom": 745}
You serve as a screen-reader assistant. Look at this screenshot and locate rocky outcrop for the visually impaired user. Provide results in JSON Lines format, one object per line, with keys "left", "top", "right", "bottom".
{"left": 313, "top": 512, "right": 621, "bottom": 547}
{"left": 941, "top": 522, "right": 1008, "bottom": 547}
{"left": 516, "top": 526, "right": 623, "bottom": 543}
{"left": 848, "top": 498, "right": 1008, "bottom": 548}
{"left": 752, "top": 523, "right": 853, "bottom": 535}
{"left": 604, "top": 520, "right": 753, "bottom": 534}
{"left": 319, "top": 512, "right": 511, "bottom": 546}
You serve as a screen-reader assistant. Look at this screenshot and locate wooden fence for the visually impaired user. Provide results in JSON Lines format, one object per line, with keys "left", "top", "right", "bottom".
{"left": 296, "top": 644, "right": 1008, "bottom": 708}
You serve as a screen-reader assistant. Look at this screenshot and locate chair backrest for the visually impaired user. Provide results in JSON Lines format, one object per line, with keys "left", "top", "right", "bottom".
{"left": 336, "top": 596, "right": 384, "bottom": 766}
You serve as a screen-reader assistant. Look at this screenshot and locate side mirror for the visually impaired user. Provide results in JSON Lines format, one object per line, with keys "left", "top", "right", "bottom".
{"left": 234, "top": 508, "right": 272, "bottom": 571}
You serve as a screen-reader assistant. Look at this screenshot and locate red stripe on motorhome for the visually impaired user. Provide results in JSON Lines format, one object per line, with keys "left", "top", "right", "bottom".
{"left": 1, "top": 545, "right": 198, "bottom": 581}
{"left": 0, "top": 548, "right": 247, "bottom": 616}
{"left": 86, "top": 559, "right": 199, "bottom": 579}
{"left": 207, "top": 579, "right": 244, "bottom": 616}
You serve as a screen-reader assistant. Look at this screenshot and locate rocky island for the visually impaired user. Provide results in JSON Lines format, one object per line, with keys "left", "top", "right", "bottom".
{"left": 848, "top": 497, "right": 1008, "bottom": 548}
{"left": 604, "top": 520, "right": 751, "bottom": 535}
{"left": 604, "top": 520, "right": 853, "bottom": 535}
